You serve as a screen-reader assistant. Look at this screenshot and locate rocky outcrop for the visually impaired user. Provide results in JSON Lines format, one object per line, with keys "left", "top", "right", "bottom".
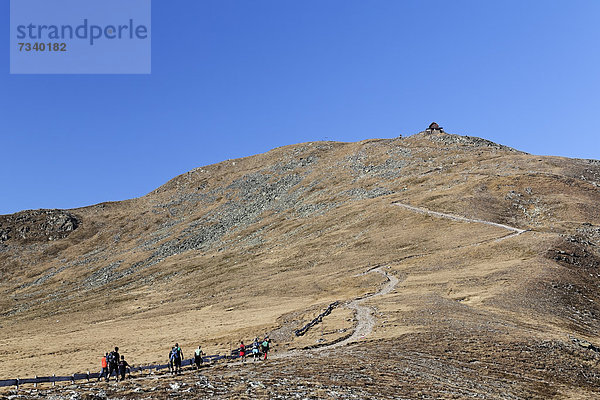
{"left": 0, "top": 209, "right": 79, "bottom": 243}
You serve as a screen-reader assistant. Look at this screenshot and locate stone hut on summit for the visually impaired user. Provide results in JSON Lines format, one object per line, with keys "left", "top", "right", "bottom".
{"left": 426, "top": 122, "right": 444, "bottom": 133}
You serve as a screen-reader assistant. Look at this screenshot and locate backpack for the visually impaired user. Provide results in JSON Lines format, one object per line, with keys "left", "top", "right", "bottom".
{"left": 262, "top": 341, "right": 269, "bottom": 350}
{"left": 107, "top": 352, "right": 116, "bottom": 364}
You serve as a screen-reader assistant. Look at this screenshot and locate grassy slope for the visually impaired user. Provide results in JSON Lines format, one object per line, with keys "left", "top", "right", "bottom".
{"left": 1, "top": 131, "right": 599, "bottom": 397}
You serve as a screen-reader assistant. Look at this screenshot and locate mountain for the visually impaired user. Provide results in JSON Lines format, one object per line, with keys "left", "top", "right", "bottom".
{"left": 1, "top": 128, "right": 600, "bottom": 398}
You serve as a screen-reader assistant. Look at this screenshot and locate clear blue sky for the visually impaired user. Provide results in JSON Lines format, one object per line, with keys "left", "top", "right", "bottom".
{"left": 1, "top": 1, "right": 599, "bottom": 215}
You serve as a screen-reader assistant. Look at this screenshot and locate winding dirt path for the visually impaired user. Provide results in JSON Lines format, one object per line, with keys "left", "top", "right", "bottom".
{"left": 274, "top": 267, "right": 399, "bottom": 358}
{"left": 280, "top": 203, "right": 526, "bottom": 355}
{"left": 4, "top": 204, "right": 536, "bottom": 388}
{"left": 393, "top": 202, "right": 526, "bottom": 235}
{"left": 319, "top": 203, "right": 525, "bottom": 350}
{"left": 326, "top": 267, "right": 399, "bottom": 349}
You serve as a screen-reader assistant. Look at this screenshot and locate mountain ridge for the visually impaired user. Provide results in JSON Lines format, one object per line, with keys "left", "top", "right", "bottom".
{"left": 1, "top": 129, "right": 600, "bottom": 398}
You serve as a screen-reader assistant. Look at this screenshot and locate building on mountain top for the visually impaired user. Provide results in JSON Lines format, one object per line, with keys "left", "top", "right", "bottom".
{"left": 427, "top": 122, "right": 444, "bottom": 133}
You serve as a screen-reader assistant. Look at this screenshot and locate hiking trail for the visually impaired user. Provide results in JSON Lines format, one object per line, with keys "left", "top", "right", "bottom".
{"left": 279, "top": 203, "right": 526, "bottom": 356}
{"left": 326, "top": 266, "right": 399, "bottom": 349}
{"left": 392, "top": 202, "right": 526, "bottom": 237}
{"left": 275, "top": 266, "right": 399, "bottom": 358}
{"left": 310, "top": 203, "right": 526, "bottom": 351}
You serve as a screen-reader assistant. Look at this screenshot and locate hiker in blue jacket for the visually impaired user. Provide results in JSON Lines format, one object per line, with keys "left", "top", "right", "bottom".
{"left": 170, "top": 343, "right": 184, "bottom": 374}
{"left": 252, "top": 338, "right": 260, "bottom": 361}
{"left": 168, "top": 346, "right": 176, "bottom": 373}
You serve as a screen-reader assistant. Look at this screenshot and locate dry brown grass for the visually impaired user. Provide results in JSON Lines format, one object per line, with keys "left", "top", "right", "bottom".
{"left": 1, "top": 131, "right": 599, "bottom": 397}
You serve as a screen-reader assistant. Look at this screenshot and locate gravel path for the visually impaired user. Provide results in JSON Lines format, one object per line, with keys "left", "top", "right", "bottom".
{"left": 281, "top": 203, "right": 526, "bottom": 356}
{"left": 322, "top": 202, "right": 526, "bottom": 351}
{"left": 393, "top": 202, "right": 526, "bottom": 236}
{"left": 329, "top": 267, "right": 399, "bottom": 348}
{"left": 274, "top": 266, "right": 399, "bottom": 359}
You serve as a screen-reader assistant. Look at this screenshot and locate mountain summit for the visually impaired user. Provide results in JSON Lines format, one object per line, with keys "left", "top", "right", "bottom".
{"left": 1, "top": 128, "right": 600, "bottom": 398}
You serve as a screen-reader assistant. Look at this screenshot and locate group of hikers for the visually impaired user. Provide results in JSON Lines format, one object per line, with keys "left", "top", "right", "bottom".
{"left": 238, "top": 336, "right": 271, "bottom": 362}
{"left": 168, "top": 343, "right": 206, "bottom": 374}
{"left": 97, "top": 337, "right": 271, "bottom": 381}
{"left": 98, "top": 347, "right": 130, "bottom": 382}
{"left": 168, "top": 343, "right": 184, "bottom": 375}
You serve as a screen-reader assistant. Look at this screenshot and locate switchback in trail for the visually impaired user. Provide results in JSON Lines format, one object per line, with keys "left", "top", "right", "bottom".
{"left": 0, "top": 202, "right": 533, "bottom": 387}
{"left": 327, "top": 267, "right": 399, "bottom": 349}
{"left": 311, "top": 202, "right": 528, "bottom": 351}
{"left": 225, "top": 203, "right": 527, "bottom": 359}
{"left": 275, "top": 266, "right": 400, "bottom": 358}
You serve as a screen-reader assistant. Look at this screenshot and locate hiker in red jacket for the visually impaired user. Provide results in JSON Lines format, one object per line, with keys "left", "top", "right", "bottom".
{"left": 239, "top": 341, "right": 246, "bottom": 363}
{"left": 98, "top": 352, "right": 108, "bottom": 381}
